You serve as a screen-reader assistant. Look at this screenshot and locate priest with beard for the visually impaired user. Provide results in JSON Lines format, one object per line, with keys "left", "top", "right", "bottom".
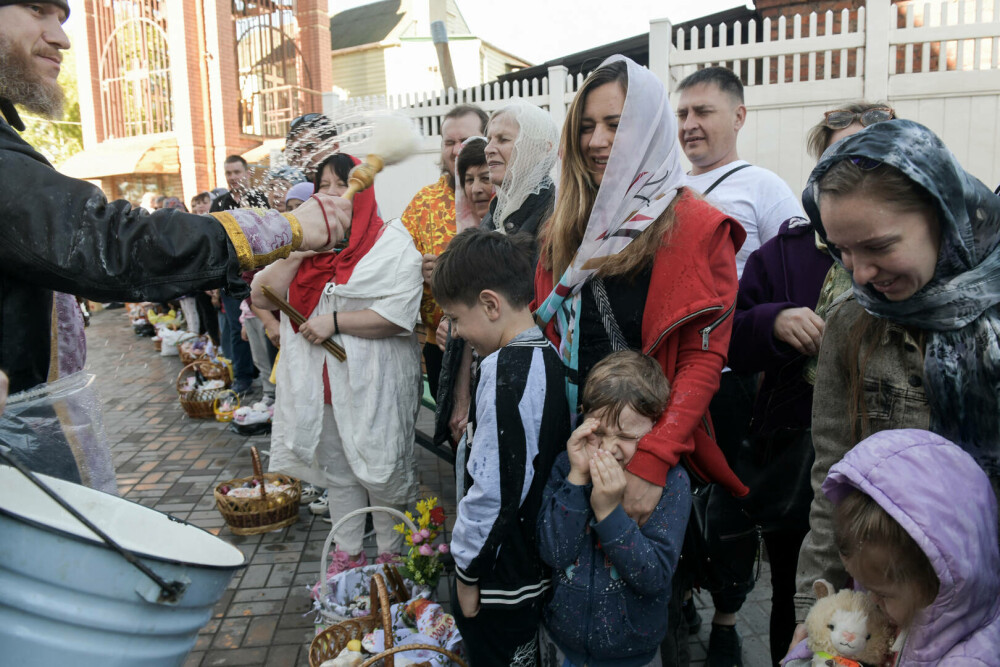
{"left": 0, "top": 1, "right": 350, "bottom": 489}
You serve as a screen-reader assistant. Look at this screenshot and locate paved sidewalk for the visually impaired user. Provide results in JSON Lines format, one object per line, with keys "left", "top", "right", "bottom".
{"left": 84, "top": 308, "right": 774, "bottom": 666}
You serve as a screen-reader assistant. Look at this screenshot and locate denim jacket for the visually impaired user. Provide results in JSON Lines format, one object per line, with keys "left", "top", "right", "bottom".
{"left": 794, "top": 296, "right": 930, "bottom": 622}
{"left": 538, "top": 453, "right": 690, "bottom": 666}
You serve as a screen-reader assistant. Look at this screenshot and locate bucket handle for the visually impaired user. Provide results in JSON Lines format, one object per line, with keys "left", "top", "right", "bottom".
{"left": 0, "top": 446, "right": 188, "bottom": 604}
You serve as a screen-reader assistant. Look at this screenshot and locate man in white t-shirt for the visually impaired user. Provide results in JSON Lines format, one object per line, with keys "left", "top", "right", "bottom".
{"left": 678, "top": 67, "right": 807, "bottom": 279}
{"left": 670, "top": 67, "right": 808, "bottom": 667}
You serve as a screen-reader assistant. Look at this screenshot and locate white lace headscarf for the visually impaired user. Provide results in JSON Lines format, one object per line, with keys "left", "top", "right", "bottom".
{"left": 488, "top": 99, "right": 559, "bottom": 233}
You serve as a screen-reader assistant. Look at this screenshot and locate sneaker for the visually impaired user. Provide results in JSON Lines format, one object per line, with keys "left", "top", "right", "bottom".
{"left": 375, "top": 552, "right": 401, "bottom": 565}
{"left": 682, "top": 597, "right": 702, "bottom": 636}
{"left": 707, "top": 623, "right": 743, "bottom": 667}
{"left": 300, "top": 485, "right": 323, "bottom": 505}
{"left": 309, "top": 491, "right": 329, "bottom": 515}
{"left": 231, "top": 378, "right": 253, "bottom": 395}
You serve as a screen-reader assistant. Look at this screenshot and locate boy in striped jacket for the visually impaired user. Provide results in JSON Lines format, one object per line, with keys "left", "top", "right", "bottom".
{"left": 432, "top": 228, "right": 571, "bottom": 666}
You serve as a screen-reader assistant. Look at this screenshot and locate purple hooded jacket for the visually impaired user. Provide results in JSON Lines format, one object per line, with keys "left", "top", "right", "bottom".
{"left": 787, "top": 429, "right": 1000, "bottom": 665}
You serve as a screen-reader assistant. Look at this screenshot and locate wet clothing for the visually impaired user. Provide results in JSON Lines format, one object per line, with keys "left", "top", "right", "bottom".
{"left": 452, "top": 327, "right": 571, "bottom": 607}
{"left": 0, "top": 105, "right": 302, "bottom": 395}
{"left": 804, "top": 119, "right": 1000, "bottom": 479}
{"left": 538, "top": 453, "right": 690, "bottom": 666}
{"left": 795, "top": 295, "right": 932, "bottom": 622}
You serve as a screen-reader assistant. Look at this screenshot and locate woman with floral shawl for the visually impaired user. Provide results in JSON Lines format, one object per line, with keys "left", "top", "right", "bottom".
{"left": 534, "top": 54, "right": 747, "bottom": 664}
{"left": 791, "top": 119, "right": 1000, "bottom": 651}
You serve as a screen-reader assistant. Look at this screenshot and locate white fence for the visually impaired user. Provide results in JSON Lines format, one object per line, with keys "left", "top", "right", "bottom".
{"left": 323, "top": 1, "right": 1000, "bottom": 219}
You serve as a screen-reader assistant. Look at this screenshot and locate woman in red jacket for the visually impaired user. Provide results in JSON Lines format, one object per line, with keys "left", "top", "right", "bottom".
{"left": 535, "top": 56, "right": 747, "bottom": 663}
{"left": 537, "top": 55, "right": 747, "bottom": 510}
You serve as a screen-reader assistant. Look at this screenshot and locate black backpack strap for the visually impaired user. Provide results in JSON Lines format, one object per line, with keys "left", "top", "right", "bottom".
{"left": 703, "top": 163, "right": 753, "bottom": 196}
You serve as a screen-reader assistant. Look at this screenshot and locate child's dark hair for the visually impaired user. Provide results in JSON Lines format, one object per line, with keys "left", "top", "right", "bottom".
{"left": 313, "top": 153, "right": 354, "bottom": 192}
{"left": 834, "top": 489, "right": 940, "bottom": 606}
{"left": 581, "top": 351, "right": 670, "bottom": 428}
{"left": 431, "top": 228, "right": 535, "bottom": 308}
{"left": 191, "top": 191, "right": 211, "bottom": 206}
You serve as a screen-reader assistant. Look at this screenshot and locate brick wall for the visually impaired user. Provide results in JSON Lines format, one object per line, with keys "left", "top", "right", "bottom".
{"left": 297, "top": 0, "right": 333, "bottom": 110}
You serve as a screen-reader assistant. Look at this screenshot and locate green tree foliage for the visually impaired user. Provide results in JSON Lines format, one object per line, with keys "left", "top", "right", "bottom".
{"left": 19, "top": 48, "right": 84, "bottom": 166}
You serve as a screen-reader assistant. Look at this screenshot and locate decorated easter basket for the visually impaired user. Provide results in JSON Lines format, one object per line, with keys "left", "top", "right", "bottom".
{"left": 214, "top": 446, "right": 300, "bottom": 535}
{"left": 213, "top": 390, "right": 240, "bottom": 422}
{"left": 314, "top": 507, "right": 432, "bottom": 626}
{"left": 309, "top": 572, "right": 466, "bottom": 667}
{"left": 176, "top": 359, "right": 232, "bottom": 419}
{"left": 177, "top": 333, "right": 210, "bottom": 365}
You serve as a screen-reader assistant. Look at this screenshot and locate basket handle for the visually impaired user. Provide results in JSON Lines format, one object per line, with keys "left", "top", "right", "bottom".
{"left": 175, "top": 360, "right": 207, "bottom": 395}
{"left": 368, "top": 573, "right": 395, "bottom": 667}
{"left": 213, "top": 390, "right": 240, "bottom": 411}
{"left": 319, "top": 506, "right": 418, "bottom": 602}
{"left": 249, "top": 446, "right": 267, "bottom": 502}
{"left": 360, "top": 644, "right": 468, "bottom": 667}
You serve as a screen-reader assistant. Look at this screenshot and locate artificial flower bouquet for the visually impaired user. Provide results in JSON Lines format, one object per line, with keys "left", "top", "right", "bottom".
{"left": 393, "top": 497, "right": 449, "bottom": 588}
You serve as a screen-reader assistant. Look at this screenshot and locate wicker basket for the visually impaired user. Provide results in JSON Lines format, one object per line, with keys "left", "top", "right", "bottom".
{"left": 178, "top": 333, "right": 209, "bottom": 365}
{"left": 213, "top": 390, "right": 240, "bottom": 422}
{"left": 214, "top": 446, "right": 301, "bottom": 535}
{"left": 317, "top": 507, "right": 420, "bottom": 625}
{"left": 176, "top": 359, "right": 232, "bottom": 419}
{"left": 310, "top": 573, "right": 467, "bottom": 667}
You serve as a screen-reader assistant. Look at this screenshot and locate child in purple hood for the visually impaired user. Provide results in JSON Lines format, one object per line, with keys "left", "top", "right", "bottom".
{"left": 784, "top": 429, "right": 1000, "bottom": 666}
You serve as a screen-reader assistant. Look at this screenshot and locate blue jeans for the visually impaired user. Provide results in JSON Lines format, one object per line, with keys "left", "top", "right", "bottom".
{"left": 221, "top": 293, "right": 254, "bottom": 384}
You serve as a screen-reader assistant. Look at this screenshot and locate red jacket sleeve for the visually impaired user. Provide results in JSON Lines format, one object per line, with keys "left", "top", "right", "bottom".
{"left": 626, "top": 221, "right": 745, "bottom": 495}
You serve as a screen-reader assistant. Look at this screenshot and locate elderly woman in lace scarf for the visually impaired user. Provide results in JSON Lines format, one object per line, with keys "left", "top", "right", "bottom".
{"left": 433, "top": 101, "right": 560, "bottom": 450}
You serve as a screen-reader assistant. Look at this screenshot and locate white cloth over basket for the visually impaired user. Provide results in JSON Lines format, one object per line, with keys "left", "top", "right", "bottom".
{"left": 269, "top": 219, "right": 422, "bottom": 504}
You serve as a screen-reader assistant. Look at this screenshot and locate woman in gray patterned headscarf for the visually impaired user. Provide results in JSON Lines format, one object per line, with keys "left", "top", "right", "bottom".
{"left": 791, "top": 119, "right": 1000, "bottom": 647}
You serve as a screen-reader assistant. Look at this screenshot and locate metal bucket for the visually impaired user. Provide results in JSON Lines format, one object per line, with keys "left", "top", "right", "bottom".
{"left": 0, "top": 465, "right": 247, "bottom": 666}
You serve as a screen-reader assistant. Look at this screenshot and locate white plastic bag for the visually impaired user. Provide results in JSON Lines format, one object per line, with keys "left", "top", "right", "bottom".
{"left": 0, "top": 373, "right": 116, "bottom": 494}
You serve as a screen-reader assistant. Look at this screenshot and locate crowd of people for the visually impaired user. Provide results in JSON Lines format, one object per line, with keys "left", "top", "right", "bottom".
{"left": 1, "top": 3, "right": 999, "bottom": 666}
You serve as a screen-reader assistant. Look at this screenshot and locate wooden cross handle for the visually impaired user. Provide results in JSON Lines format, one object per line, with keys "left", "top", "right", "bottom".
{"left": 260, "top": 285, "right": 346, "bottom": 362}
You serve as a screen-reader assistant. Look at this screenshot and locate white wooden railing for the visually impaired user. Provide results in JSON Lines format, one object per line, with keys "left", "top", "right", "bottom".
{"left": 320, "top": 1, "right": 1000, "bottom": 219}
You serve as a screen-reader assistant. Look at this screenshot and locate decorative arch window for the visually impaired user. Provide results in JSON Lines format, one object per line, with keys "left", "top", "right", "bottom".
{"left": 233, "top": 0, "right": 315, "bottom": 138}
{"left": 96, "top": 1, "right": 172, "bottom": 138}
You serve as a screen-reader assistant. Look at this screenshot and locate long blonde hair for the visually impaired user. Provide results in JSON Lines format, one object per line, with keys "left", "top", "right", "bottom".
{"left": 541, "top": 61, "right": 680, "bottom": 280}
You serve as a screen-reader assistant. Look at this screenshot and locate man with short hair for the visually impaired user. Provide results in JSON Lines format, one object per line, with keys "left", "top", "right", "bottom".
{"left": 401, "top": 104, "right": 488, "bottom": 400}
{"left": 0, "top": 1, "right": 347, "bottom": 486}
{"left": 210, "top": 155, "right": 250, "bottom": 212}
{"left": 673, "top": 66, "right": 808, "bottom": 667}
{"left": 210, "top": 154, "right": 264, "bottom": 394}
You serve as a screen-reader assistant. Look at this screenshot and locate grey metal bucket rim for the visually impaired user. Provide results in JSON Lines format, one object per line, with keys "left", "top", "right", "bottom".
{"left": 0, "top": 502, "right": 249, "bottom": 572}
{"left": 0, "top": 459, "right": 248, "bottom": 581}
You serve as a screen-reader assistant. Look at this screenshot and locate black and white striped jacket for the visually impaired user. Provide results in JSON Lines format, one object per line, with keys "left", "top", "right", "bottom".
{"left": 452, "top": 327, "right": 571, "bottom": 609}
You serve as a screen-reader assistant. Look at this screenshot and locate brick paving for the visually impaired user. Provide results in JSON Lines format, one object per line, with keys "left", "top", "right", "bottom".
{"left": 84, "top": 308, "right": 774, "bottom": 666}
